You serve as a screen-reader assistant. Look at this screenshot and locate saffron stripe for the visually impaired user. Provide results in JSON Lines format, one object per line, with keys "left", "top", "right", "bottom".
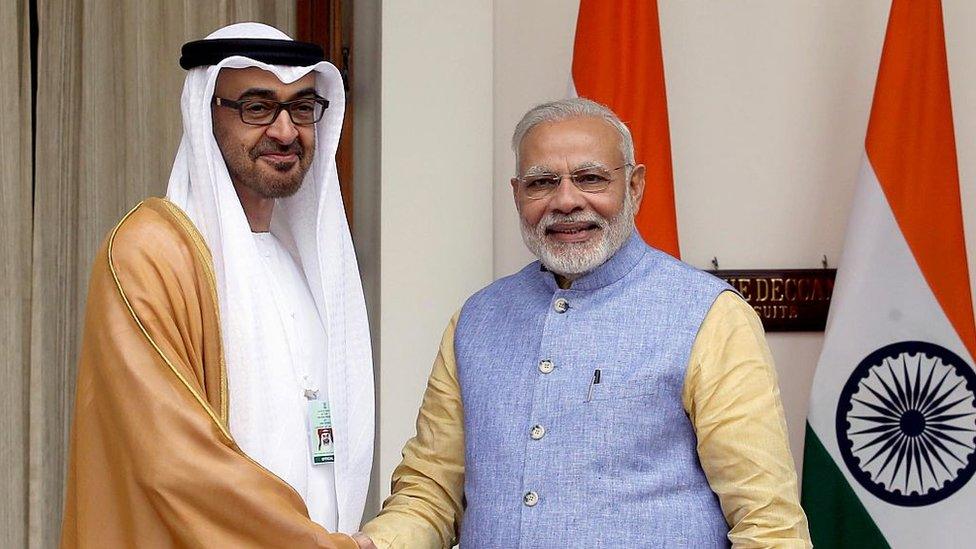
{"left": 864, "top": 0, "right": 976, "bottom": 361}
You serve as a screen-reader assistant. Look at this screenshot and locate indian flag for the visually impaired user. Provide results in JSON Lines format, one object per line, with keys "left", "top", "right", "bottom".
{"left": 802, "top": 1, "right": 976, "bottom": 547}
{"left": 571, "top": 0, "right": 680, "bottom": 258}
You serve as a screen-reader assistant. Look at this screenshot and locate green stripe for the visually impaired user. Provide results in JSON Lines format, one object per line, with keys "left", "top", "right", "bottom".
{"left": 802, "top": 423, "right": 890, "bottom": 548}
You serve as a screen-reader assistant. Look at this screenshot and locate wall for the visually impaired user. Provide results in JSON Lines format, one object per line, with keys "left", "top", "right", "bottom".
{"left": 368, "top": 1, "right": 495, "bottom": 506}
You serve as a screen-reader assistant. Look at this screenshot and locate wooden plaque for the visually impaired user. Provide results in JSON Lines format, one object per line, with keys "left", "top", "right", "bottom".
{"left": 707, "top": 269, "right": 837, "bottom": 332}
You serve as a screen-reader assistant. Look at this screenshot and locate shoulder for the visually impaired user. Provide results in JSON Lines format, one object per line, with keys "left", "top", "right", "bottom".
{"left": 627, "top": 247, "right": 734, "bottom": 314}
{"left": 643, "top": 248, "right": 732, "bottom": 293}
{"left": 707, "top": 290, "right": 757, "bottom": 321}
{"left": 461, "top": 261, "right": 542, "bottom": 312}
{"left": 465, "top": 261, "right": 541, "bottom": 303}
{"left": 696, "top": 290, "right": 768, "bottom": 361}
{"left": 88, "top": 199, "right": 218, "bottom": 334}
{"left": 106, "top": 198, "right": 210, "bottom": 275}
{"left": 92, "top": 199, "right": 215, "bottom": 311}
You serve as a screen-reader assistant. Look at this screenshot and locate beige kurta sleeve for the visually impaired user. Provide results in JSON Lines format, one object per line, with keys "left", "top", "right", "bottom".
{"left": 683, "top": 291, "right": 812, "bottom": 548}
{"left": 361, "top": 314, "right": 465, "bottom": 548}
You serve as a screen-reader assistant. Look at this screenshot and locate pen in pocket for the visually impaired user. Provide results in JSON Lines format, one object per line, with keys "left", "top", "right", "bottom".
{"left": 585, "top": 368, "right": 602, "bottom": 402}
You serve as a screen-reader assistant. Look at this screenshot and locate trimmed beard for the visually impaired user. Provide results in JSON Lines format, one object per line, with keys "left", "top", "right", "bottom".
{"left": 216, "top": 134, "right": 314, "bottom": 199}
{"left": 520, "top": 191, "right": 637, "bottom": 279}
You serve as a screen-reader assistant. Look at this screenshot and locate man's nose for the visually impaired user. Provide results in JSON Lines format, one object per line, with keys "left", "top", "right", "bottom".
{"left": 547, "top": 175, "right": 587, "bottom": 213}
{"left": 265, "top": 109, "right": 299, "bottom": 144}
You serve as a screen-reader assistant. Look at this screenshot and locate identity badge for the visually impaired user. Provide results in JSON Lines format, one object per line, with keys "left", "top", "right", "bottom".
{"left": 307, "top": 399, "right": 335, "bottom": 465}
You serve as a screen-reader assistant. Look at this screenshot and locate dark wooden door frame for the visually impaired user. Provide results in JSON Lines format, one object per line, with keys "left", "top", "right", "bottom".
{"left": 297, "top": 0, "right": 354, "bottom": 228}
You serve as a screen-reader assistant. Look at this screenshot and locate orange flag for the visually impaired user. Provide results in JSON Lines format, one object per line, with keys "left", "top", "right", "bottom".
{"left": 865, "top": 0, "right": 976, "bottom": 359}
{"left": 571, "top": 0, "right": 679, "bottom": 258}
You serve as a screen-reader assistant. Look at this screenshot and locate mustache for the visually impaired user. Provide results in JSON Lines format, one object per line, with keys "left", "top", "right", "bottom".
{"left": 539, "top": 212, "right": 608, "bottom": 233}
{"left": 249, "top": 139, "right": 304, "bottom": 160}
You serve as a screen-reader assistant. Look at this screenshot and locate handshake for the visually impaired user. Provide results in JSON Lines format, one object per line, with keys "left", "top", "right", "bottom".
{"left": 351, "top": 533, "right": 376, "bottom": 549}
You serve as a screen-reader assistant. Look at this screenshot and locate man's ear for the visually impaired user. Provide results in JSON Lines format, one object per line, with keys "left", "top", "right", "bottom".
{"left": 629, "top": 164, "right": 646, "bottom": 211}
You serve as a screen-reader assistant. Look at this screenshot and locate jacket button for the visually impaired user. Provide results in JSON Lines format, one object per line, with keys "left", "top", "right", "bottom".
{"left": 530, "top": 425, "right": 546, "bottom": 440}
{"left": 538, "top": 360, "right": 554, "bottom": 374}
{"left": 553, "top": 298, "right": 569, "bottom": 313}
{"left": 523, "top": 491, "right": 539, "bottom": 507}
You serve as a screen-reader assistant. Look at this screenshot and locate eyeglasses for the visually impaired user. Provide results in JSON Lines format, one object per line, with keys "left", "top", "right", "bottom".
{"left": 213, "top": 96, "right": 330, "bottom": 126}
{"left": 515, "top": 163, "right": 632, "bottom": 199}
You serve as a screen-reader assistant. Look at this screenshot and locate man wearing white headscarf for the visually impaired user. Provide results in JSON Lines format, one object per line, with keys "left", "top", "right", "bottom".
{"left": 61, "top": 23, "right": 373, "bottom": 548}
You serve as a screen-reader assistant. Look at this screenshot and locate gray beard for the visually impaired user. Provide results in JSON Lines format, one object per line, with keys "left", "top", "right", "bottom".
{"left": 520, "top": 192, "right": 637, "bottom": 280}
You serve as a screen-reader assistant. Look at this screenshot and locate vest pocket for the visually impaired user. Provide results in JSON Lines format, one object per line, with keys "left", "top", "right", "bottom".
{"left": 584, "top": 368, "right": 663, "bottom": 402}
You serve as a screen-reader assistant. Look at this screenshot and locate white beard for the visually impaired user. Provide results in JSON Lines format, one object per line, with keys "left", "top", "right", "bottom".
{"left": 520, "top": 192, "right": 637, "bottom": 279}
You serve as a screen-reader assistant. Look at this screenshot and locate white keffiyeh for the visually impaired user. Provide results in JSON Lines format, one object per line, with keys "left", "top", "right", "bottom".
{"left": 165, "top": 22, "right": 373, "bottom": 532}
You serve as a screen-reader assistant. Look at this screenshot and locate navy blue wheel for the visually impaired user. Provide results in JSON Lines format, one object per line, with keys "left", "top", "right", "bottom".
{"left": 836, "top": 341, "right": 976, "bottom": 506}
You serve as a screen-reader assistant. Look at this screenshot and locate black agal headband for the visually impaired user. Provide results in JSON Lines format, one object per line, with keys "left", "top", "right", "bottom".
{"left": 179, "top": 38, "right": 325, "bottom": 69}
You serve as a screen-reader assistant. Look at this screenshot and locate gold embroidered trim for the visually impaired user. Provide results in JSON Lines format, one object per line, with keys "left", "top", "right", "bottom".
{"left": 108, "top": 201, "right": 313, "bottom": 515}
{"left": 156, "top": 198, "right": 229, "bottom": 422}
{"left": 108, "top": 202, "right": 233, "bottom": 442}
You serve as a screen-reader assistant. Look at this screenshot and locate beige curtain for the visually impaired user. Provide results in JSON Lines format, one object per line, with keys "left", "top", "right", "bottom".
{"left": 27, "top": 2, "right": 295, "bottom": 547}
{"left": 0, "top": 1, "right": 33, "bottom": 548}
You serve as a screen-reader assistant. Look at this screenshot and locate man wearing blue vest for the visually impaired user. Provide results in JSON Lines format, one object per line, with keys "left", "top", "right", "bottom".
{"left": 356, "top": 98, "right": 811, "bottom": 548}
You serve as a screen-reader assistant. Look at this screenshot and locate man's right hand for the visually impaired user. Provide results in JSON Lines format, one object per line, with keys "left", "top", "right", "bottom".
{"left": 351, "top": 532, "right": 377, "bottom": 549}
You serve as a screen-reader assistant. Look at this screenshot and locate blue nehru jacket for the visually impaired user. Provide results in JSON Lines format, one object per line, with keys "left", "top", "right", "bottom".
{"left": 455, "top": 232, "right": 733, "bottom": 548}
